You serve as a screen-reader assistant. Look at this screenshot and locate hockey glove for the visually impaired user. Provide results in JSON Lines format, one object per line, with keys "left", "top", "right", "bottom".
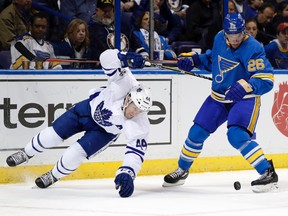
{"left": 118, "top": 52, "right": 145, "bottom": 69}
{"left": 225, "top": 79, "right": 253, "bottom": 102}
{"left": 177, "top": 53, "right": 200, "bottom": 71}
{"left": 177, "top": 58, "right": 194, "bottom": 71}
{"left": 114, "top": 166, "right": 135, "bottom": 198}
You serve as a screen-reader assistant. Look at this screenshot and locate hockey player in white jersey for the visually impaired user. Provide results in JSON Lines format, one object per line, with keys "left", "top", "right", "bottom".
{"left": 6, "top": 49, "right": 152, "bottom": 198}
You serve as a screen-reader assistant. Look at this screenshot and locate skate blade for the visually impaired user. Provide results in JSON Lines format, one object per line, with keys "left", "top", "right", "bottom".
{"left": 162, "top": 179, "right": 186, "bottom": 187}
{"left": 252, "top": 182, "right": 279, "bottom": 193}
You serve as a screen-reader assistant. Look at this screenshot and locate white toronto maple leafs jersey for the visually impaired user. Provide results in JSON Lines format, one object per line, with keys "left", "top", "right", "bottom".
{"left": 89, "top": 67, "right": 150, "bottom": 174}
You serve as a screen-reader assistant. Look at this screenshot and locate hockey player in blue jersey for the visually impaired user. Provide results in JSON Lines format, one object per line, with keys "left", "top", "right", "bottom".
{"left": 6, "top": 49, "right": 152, "bottom": 198}
{"left": 163, "top": 13, "right": 278, "bottom": 193}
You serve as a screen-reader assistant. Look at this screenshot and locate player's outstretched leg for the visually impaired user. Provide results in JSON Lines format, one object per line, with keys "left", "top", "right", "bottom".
{"left": 163, "top": 167, "right": 189, "bottom": 187}
{"left": 35, "top": 170, "right": 58, "bottom": 188}
{"left": 6, "top": 149, "right": 33, "bottom": 167}
{"left": 6, "top": 127, "right": 63, "bottom": 167}
{"left": 251, "top": 160, "right": 278, "bottom": 193}
{"left": 34, "top": 142, "right": 88, "bottom": 189}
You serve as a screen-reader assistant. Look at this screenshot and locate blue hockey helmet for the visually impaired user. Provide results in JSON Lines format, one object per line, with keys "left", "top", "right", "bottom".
{"left": 223, "top": 13, "right": 245, "bottom": 34}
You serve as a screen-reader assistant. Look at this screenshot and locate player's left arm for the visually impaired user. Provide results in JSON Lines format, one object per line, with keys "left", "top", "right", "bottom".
{"left": 246, "top": 52, "right": 274, "bottom": 96}
{"left": 225, "top": 51, "right": 274, "bottom": 102}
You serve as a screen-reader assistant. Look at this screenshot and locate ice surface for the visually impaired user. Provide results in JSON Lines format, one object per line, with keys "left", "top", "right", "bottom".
{"left": 0, "top": 169, "right": 288, "bottom": 216}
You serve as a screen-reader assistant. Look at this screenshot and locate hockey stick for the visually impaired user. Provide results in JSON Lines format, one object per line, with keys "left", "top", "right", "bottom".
{"left": 158, "top": 64, "right": 258, "bottom": 101}
{"left": 42, "top": 58, "right": 99, "bottom": 63}
{"left": 14, "top": 42, "right": 99, "bottom": 64}
{"left": 15, "top": 42, "right": 36, "bottom": 61}
{"left": 158, "top": 64, "right": 213, "bottom": 81}
{"left": 149, "top": 59, "right": 177, "bottom": 64}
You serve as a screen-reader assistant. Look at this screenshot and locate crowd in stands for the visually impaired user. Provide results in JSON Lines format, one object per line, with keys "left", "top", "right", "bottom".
{"left": 0, "top": 0, "right": 288, "bottom": 69}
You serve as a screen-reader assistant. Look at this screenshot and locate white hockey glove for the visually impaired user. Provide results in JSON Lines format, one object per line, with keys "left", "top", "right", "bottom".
{"left": 114, "top": 166, "right": 135, "bottom": 198}
{"left": 225, "top": 79, "right": 253, "bottom": 102}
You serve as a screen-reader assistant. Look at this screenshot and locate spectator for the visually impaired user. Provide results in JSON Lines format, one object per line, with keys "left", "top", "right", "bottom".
{"left": 228, "top": 0, "right": 238, "bottom": 14}
{"left": 167, "top": 0, "right": 189, "bottom": 17}
{"left": 255, "top": 2, "right": 276, "bottom": 45}
{"left": 265, "top": 22, "right": 288, "bottom": 69}
{"left": 245, "top": 18, "right": 259, "bottom": 39}
{"left": 184, "top": 0, "right": 222, "bottom": 52}
{"left": 53, "top": 18, "right": 94, "bottom": 69}
{"left": 243, "top": 0, "right": 264, "bottom": 19}
{"left": 10, "top": 12, "right": 62, "bottom": 69}
{"left": 60, "top": 0, "right": 96, "bottom": 31}
{"left": 131, "top": 11, "right": 177, "bottom": 60}
{"left": 232, "top": 0, "right": 245, "bottom": 15}
{"left": 166, "top": 0, "right": 189, "bottom": 34}
{"left": 32, "top": 0, "right": 63, "bottom": 43}
{"left": 272, "top": 1, "right": 288, "bottom": 32}
{"left": 88, "top": 0, "right": 131, "bottom": 63}
{"left": 132, "top": 0, "right": 183, "bottom": 44}
{"left": 121, "top": 0, "right": 136, "bottom": 12}
{"left": 220, "top": 0, "right": 237, "bottom": 18}
{"left": 0, "top": 0, "right": 33, "bottom": 51}
{"left": 120, "top": 0, "right": 136, "bottom": 36}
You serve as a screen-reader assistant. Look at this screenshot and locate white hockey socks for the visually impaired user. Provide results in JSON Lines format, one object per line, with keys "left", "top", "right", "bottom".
{"left": 24, "top": 127, "right": 63, "bottom": 157}
{"left": 51, "top": 142, "right": 87, "bottom": 179}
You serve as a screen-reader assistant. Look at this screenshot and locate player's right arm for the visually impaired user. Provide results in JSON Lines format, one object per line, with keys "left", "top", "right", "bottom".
{"left": 177, "top": 49, "right": 212, "bottom": 72}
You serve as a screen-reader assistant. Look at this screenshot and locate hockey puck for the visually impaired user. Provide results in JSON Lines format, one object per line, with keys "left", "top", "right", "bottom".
{"left": 233, "top": 181, "right": 241, "bottom": 190}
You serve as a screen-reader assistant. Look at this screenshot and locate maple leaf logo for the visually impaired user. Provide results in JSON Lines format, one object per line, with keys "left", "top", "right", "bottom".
{"left": 93, "top": 101, "right": 113, "bottom": 127}
{"left": 272, "top": 81, "right": 288, "bottom": 137}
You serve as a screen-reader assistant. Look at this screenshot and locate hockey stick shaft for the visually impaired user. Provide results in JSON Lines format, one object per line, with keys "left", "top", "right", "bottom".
{"left": 44, "top": 58, "right": 99, "bottom": 63}
{"left": 159, "top": 64, "right": 257, "bottom": 101}
{"left": 149, "top": 59, "right": 177, "bottom": 64}
{"left": 15, "top": 41, "right": 36, "bottom": 61}
{"left": 160, "top": 65, "right": 213, "bottom": 81}
{"left": 14, "top": 42, "right": 99, "bottom": 64}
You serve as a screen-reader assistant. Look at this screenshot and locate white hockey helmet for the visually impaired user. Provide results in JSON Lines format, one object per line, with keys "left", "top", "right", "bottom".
{"left": 128, "top": 85, "right": 152, "bottom": 112}
{"left": 99, "top": 49, "right": 121, "bottom": 71}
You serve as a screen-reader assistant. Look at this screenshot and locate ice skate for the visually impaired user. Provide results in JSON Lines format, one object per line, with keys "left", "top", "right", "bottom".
{"left": 251, "top": 160, "right": 279, "bottom": 193}
{"left": 162, "top": 167, "right": 189, "bottom": 187}
{"left": 6, "top": 150, "right": 32, "bottom": 167}
{"left": 35, "top": 171, "right": 58, "bottom": 188}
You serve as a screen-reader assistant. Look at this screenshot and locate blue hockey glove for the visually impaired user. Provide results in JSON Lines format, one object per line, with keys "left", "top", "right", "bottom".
{"left": 177, "top": 58, "right": 194, "bottom": 71}
{"left": 225, "top": 79, "right": 253, "bottom": 102}
{"left": 177, "top": 53, "right": 200, "bottom": 71}
{"left": 114, "top": 166, "right": 135, "bottom": 198}
{"left": 118, "top": 52, "right": 145, "bottom": 69}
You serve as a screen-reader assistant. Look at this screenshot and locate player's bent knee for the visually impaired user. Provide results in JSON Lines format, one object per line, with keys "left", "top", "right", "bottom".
{"left": 188, "top": 124, "right": 210, "bottom": 143}
{"left": 227, "top": 126, "right": 250, "bottom": 149}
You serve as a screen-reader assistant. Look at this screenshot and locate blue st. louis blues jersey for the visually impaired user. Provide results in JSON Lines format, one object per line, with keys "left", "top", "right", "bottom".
{"left": 198, "top": 30, "right": 274, "bottom": 102}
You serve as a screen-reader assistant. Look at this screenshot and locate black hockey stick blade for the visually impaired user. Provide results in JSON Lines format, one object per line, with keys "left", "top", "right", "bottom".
{"left": 14, "top": 42, "right": 36, "bottom": 61}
